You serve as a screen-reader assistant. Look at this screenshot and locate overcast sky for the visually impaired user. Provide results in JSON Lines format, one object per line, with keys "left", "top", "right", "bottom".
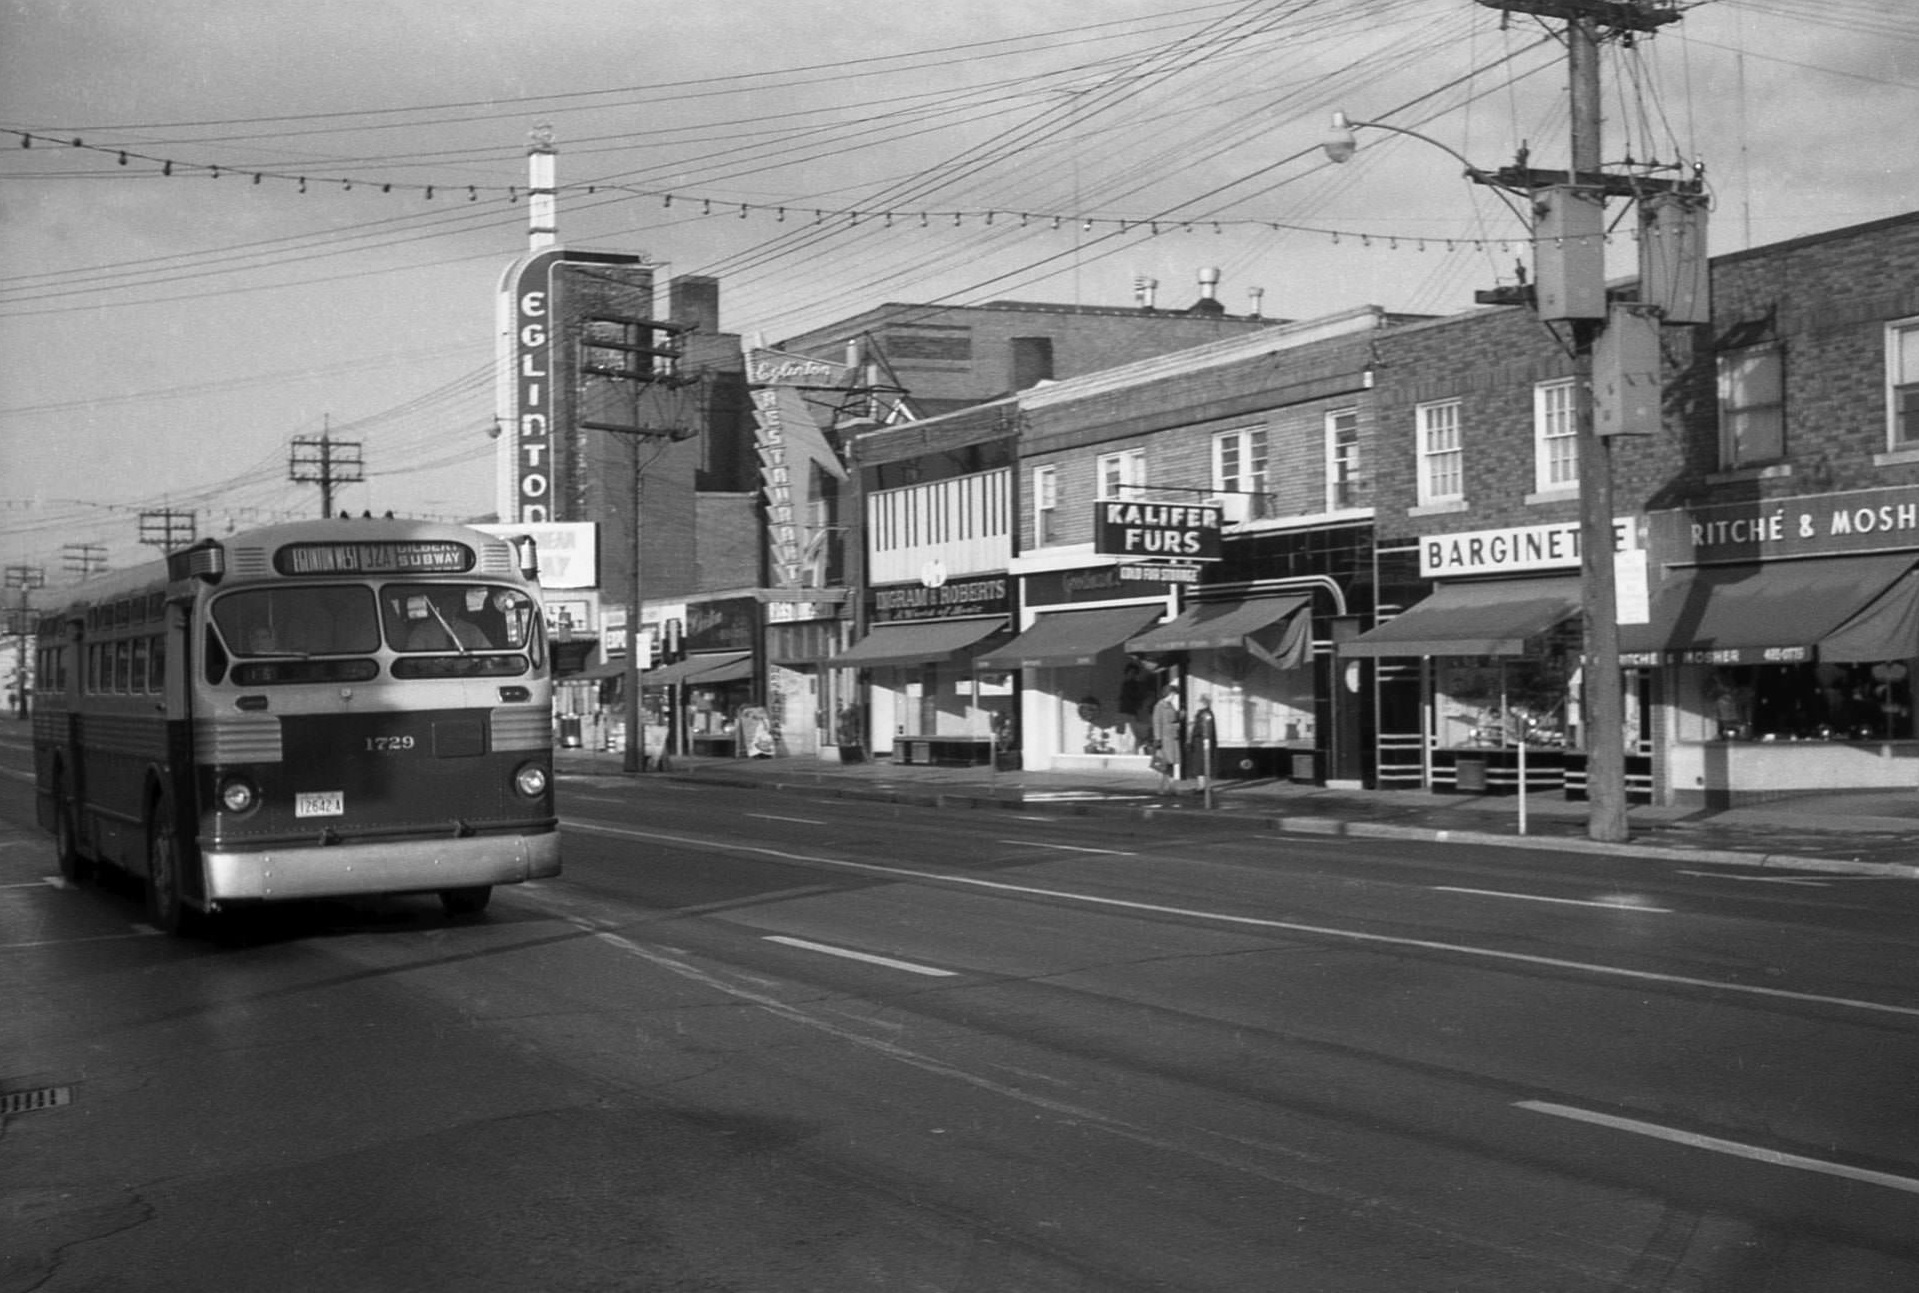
{"left": 2, "top": 0, "right": 1913, "bottom": 583}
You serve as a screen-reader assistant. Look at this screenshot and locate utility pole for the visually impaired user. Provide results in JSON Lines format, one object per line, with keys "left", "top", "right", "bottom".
{"left": 138, "top": 508, "right": 198, "bottom": 551}
{"left": 289, "top": 424, "right": 365, "bottom": 518}
{"left": 61, "top": 543, "right": 107, "bottom": 581}
{"left": 1472, "top": 0, "right": 1695, "bottom": 843}
{"left": 4, "top": 564, "right": 44, "bottom": 718}
{"left": 576, "top": 313, "right": 700, "bottom": 775}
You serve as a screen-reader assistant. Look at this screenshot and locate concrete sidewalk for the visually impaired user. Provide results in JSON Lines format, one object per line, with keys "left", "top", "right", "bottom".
{"left": 555, "top": 745, "right": 1919, "bottom": 878}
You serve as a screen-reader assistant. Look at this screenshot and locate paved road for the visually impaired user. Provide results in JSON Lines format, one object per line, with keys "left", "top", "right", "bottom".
{"left": 4, "top": 756, "right": 1918, "bottom": 1290}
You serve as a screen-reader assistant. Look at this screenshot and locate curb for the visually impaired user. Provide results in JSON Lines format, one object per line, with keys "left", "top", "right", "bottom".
{"left": 561, "top": 761, "right": 1918, "bottom": 880}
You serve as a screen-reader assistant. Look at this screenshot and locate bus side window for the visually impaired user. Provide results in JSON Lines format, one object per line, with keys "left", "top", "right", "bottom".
{"left": 133, "top": 637, "right": 150, "bottom": 693}
{"left": 150, "top": 634, "right": 166, "bottom": 694}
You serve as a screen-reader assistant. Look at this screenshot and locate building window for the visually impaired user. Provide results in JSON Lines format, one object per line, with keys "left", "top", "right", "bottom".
{"left": 1416, "top": 400, "right": 1463, "bottom": 505}
{"left": 1213, "top": 427, "right": 1269, "bottom": 521}
{"left": 1534, "top": 379, "right": 1579, "bottom": 492}
{"left": 1326, "top": 408, "right": 1362, "bottom": 510}
{"left": 1890, "top": 319, "right": 1919, "bottom": 449}
{"left": 1096, "top": 449, "right": 1146, "bottom": 500}
{"left": 1032, "top": 464, "right": 1059, "bottom": 546}
{"left": 1718, "top": 345, "right": 1784, "bottom": 466}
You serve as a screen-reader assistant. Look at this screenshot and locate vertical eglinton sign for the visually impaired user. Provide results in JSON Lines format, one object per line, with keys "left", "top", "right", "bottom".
{"left": 496, "top": 248, "right": 649, "bottom": 524}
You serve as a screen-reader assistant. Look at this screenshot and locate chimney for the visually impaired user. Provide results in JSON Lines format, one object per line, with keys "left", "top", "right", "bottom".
{"left": 669, "top": 275, "right": 720, "bottom": 333}
{"left": 1133, "top": 274, "right": 1159, "bottom": 311}
{"left": 527, "top": 125, "right": 557, "bottom": 251}
{"left": 1247, "top": 286, "right": 1265, "bottom": 319}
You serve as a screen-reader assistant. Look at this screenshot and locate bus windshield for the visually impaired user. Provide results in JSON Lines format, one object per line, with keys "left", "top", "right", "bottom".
{"left": 213, "top": 586, "right": 381, "bottom": 656}
{"left": 382, "top": 583, "right": 541, "bottom": 655}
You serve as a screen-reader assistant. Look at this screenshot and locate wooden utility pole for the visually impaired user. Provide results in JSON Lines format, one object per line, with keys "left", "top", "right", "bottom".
{"left": 1475, "top": 0, "right": 1685, "bottom": 843}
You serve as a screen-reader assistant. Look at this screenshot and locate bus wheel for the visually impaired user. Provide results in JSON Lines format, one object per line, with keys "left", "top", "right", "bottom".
{"left": 440, "top": 885, "right": 492, "bottom": 917}
{"left": 146, "top": 794, "right": 192, "bottom": 935}
{"left": 52, "top": 769, "right": 88, "bottom": 884}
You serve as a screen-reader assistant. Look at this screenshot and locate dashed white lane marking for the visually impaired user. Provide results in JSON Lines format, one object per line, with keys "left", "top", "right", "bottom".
{"left": 747, "top": 813, "right": 829, "bottom": 825}
{"left": 763, "top": 935, "right": 956, "bottom": 977}
{"left": 1433, "top": 886, "right": 1672, "bottom": 913}
{"left": 1517, "top": 1100, "right": 1919, "bottom": 1195}
{"left": 996, "top": 839, "right": 1136, "bottom": 856}
{"left": 0, "top": 927, "right": 165, "bottom": 950}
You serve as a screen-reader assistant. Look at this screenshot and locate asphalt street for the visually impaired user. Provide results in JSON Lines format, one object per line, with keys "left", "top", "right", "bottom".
{"left": 4, "top": 737, "right": 1918, "bottom": 1291}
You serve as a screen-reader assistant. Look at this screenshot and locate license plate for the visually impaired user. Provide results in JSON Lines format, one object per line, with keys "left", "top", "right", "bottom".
{"left": 295, "top": 791, "right": 345, "bottom": 818}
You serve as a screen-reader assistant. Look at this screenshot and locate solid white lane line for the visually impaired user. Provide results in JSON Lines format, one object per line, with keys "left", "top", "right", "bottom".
{"left": 1675, "top": 870, "right": 1829, "bottom": 886}
{"left": 1517, "top": 1100, "right": 1919, "bottom": 1195}
{"left": 565, "top": 819, "right": 1919, "bottom": 1020}
{"left": 762, "top": 935, "right": 956, "bottom": 977}
{"left": 997, "top": 839, "right": 1136, "bottom": 856}
{"left": 747, "top": 813, "right": 829, "bottom": 825}
{"left": 1433, "top": 886, "right": 1673, "bottom": 913}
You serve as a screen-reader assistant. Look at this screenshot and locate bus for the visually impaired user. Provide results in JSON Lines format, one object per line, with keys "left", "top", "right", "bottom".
{"left": 31, "top": 517, "right": 560, "bottom": 933}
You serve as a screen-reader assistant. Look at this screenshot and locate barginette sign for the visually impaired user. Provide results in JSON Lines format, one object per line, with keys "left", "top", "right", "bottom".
{"left": 1093, "top": 502, "right": 1222, "bottom": 561}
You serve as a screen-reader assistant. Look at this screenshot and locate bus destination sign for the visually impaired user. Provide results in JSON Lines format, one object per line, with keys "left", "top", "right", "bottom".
{"left": 276, "top": 541, "right": 476, "bottom": 576}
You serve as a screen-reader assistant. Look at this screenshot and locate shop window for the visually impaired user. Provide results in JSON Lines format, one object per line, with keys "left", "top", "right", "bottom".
{"left": 1534, "top": 379, "right": 1578, "bottom": 493}
{"left": 1690, "top": 661, "right": 1914, "bottom": 743}
{"left": 1032, "top": 464, "right": 1059, "bottom": 546}
{"left": 1717, "top": 345, "right": 1784, "bottom": 467}
{"left": 1416, "top": 400, "right": 1464, "bottom": 505}
{"left": 1891, "top": 318, "right": 1919, "bottom": 449}
{"left": 1433, "top": 621, "right": 1579, "bottom": 750}
{"left": 1097, "top": 448, "right": 1146, "bottom": 501}
{"left": 1326, "top": 408, "right": 1363, "bottom": 510}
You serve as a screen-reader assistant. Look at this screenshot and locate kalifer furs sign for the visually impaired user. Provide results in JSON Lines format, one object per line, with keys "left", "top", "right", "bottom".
{"left": 1092, "top": 502, "right": 1222, "bottom": 561}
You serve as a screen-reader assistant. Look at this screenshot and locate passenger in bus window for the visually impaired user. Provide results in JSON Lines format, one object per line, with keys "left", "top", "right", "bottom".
{"left": 404, "top": 592, "right": 491, "bottom": 651}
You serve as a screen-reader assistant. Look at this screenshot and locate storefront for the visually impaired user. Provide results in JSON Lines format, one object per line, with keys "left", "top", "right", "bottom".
{"left": 1624, "top": 486, "right": 1919, "bottom": 806}
{"left": 1344, "top": 519, "right": 1647, "bottom": 795}
{"left": 1125, "top": 588, "right": 1318, "bottom": 781}
{"left": 831, "top": 573, "right": 1011, "bottom": 766}
{"left": 764, "top": 603, "right": 849, "bottom": 761}
{"left": 644, "top": 594, "right": 760, "bottom": 758}
{"left": 977, "top": 562, "right": 1177, "bottom": 772}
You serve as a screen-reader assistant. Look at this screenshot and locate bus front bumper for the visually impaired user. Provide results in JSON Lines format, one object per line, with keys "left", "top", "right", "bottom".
{"left": 202, "top": 830, "right": 561, "bottom": 903}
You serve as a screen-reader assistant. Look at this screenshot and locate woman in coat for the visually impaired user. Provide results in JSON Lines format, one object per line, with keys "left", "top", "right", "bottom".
{"left": 1150, "top": 683, "right": 1183, "bottom": 793}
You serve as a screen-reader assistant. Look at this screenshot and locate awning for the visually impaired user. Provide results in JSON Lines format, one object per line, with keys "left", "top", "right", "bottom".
{"left": 1620, "top": 553, "right": 1919, "bottom": 665}
{"left": 573, "top": 653, "right": 628, "bottom": 680}
{"left": 975, "top": 604, "right": 1167, "bottom": 671}
{"left": 642, "top": 650, "right": 750, "bottom": 686}
{"left": 1125, "top": 595, "right": 1312, "bottom": 670}
{"left": 689, "top": 653, "right": 755, "bottom": 684}
{"left": 829, "top": 617, "right": 1006, "bottom": 668}
{"left": 1340, "top": 577, "right": 1581, "bottom": 657}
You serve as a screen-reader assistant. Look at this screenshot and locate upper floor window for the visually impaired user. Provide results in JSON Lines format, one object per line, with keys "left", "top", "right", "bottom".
{"left": 1890, "top": 319, "right": 1919, "bottom": 449}
{"left": 1032, "top": 464, "right": 1059, "bottom": 546}
{"left": 1326, "top": 408, "right": 1362, "bottom": 510}
{"left": 1416, "top": 400, "right": 1464, "bottom": 505}
{"left": 1096, "top": 448, "right": 1146, "bottom": 501}
{"left": 1718, "top": 345, "right": 1784, "bottom": 467}
{"left": 1534, "top": 379, "right": 1579, "bottom": 493}
{"left": 1213, "top": 427, "right": 1269, "bottom": 521}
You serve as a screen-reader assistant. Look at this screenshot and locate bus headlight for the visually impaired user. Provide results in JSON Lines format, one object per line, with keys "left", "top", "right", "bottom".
{"left": 220, "top": 777, "right": 259, "bottom": 813}
{"left": 512, "top": 762, "right": 549, "bottom": 798}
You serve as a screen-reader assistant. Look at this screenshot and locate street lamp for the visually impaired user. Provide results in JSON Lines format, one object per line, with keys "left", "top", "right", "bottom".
{"left": 1315, "top": 106, "right": 1632, "bottom": 844}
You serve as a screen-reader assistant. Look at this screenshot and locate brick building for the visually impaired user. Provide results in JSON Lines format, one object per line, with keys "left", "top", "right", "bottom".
{"left": 1345, "top": 210, "right": 1919, "bottom": 806}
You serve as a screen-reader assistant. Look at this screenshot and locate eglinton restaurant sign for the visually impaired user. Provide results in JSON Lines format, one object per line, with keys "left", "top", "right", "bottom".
{"left": 1648, "top": 484, "right": 1919, "bottom": 564}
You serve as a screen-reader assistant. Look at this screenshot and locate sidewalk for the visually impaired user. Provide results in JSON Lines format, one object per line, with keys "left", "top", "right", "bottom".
{"left": 554, "top": 745, "right": 1919, "bottom": 878}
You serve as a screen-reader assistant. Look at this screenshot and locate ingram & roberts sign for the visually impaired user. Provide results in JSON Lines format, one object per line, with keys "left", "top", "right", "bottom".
{"left": 1093, "top": 502, "right": 1222, "bottom": 561}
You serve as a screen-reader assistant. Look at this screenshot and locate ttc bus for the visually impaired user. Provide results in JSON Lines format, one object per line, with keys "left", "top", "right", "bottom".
{"left": 32, "top": 518, "right": 561, "bottom": 932}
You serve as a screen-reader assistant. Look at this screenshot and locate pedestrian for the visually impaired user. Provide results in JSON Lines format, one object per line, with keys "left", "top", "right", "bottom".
{"left": 1150, "top": 681, "right": 1183, "bottom": 794}
{"left": 1188, "top": 694, "right": 1217, "bottom": 796}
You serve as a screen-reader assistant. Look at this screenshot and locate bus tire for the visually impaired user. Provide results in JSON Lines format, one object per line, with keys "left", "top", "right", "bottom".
{"left": 146, "top": 792, "right": 194, "bottom": 935}
{"left": 51, "top": 767, "right": 89, "bottom": 885}
{"left": 439, "top": 885, "right": 492, "bottom": 917}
